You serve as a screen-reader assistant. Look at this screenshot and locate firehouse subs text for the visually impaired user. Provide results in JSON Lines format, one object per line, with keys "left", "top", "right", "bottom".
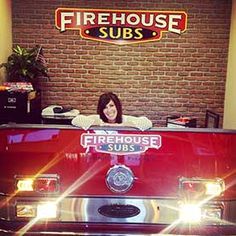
{"left": 81, "top": 133, "right": 162, "bottom": 155}
{"left": 55, "top": 8, "right": 187, "bottom": 45}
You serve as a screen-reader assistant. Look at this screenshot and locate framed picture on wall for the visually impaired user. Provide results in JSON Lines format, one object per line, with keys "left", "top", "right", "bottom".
{"left": 205, "top": 110, "right": 220, "bottom": 128}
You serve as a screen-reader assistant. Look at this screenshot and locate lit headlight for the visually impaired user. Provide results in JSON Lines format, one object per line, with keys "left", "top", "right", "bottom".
{"left": 179, "top": 203, "right": 223, "bottom": 223}
{"left": 17, "top": 179, "right": 34, "bottom": 191}
{"left": 205, "top": 182, "right": 223, "bottom": 196}
{"left": 16, "top": 201, "right": 58, "bottom": 219}
{"left": 179, "top": 203, "right": 202, "bottom": 223}
{"left": 37, "top": 202, "right": 57, "bottom": 219}
{"left": 15, "top": 174, "right": 59, "bottom": 194}
{"left": 179, "top": 177, "right": 225, "bottom": 197}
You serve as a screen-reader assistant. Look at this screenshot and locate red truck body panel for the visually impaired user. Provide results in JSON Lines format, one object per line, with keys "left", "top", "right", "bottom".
{"left": 0, "top": 124, "right": 236, "bottom": 235}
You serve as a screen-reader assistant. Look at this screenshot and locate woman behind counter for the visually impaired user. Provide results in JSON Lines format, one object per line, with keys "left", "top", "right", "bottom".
{"left": 71, "top": 92, "right": 152, "bottom": 131}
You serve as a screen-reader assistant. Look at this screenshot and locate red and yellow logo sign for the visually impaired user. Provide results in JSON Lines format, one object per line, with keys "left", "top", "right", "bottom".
{"left": 55, "top": 8, "right": 187, "bottom": 45}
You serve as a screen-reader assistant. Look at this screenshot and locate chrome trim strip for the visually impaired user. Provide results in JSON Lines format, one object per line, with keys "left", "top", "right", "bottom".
{"left": 1, "top": 123, "right": 236, "bottom": 134}
{"left": 2, "top": 196, "right": 235, "bottom": 225}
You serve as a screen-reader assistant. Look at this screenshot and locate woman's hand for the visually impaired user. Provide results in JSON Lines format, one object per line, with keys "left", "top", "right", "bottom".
{"left": 100, "top": 122, "right": 123, "bottom": 127}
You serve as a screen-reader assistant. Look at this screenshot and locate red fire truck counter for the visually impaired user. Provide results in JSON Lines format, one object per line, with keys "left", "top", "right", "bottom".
{"left": 0, "top": 123, "right": 236, "bottom": 235}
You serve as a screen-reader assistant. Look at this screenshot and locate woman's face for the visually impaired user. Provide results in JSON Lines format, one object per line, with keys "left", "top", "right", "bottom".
{"left": 103, "top": 100, "right": 118, "bottom": 123}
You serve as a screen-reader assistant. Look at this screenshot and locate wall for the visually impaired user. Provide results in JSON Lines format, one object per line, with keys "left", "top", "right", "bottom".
{"left": 224, "top": 0, "right": 236, "bottom": 129}
{"left": 11, "top": 0, "right": 232, "bottom": 127}
{"left": 0, "top": 0, "right": 12, "bottom": 83}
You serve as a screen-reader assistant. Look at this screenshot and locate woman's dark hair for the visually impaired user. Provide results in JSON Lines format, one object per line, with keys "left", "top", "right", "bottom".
{"left": 97, "top": 92, "right": 122, "bottom": 123}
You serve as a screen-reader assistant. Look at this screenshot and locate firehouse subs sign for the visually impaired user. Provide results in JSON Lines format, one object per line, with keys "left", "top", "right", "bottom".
{"left": 55, "top": 8, "right": 187, "bottom": 45}
{"left": 81, "top": 133, "right": 162, "bottom": 155}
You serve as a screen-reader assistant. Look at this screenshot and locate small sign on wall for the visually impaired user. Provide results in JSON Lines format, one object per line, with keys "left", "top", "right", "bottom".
{"left": 55, "top": 8, "right": 187, "bottom": 45}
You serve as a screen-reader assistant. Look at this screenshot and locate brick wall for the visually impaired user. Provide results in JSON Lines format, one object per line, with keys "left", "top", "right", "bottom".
{"left": 12, "top": 0, "right": 231, "bottom": 127}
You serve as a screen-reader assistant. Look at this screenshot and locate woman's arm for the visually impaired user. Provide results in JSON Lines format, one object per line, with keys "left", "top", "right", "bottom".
{"left": 71, "top": 114, "right": 152, "bottom": 131}
{"left": 71, "top": 114, "right": 101, "bottom": 130}
{"left": 122, "top": 115, "right": 153, "bottom": 131}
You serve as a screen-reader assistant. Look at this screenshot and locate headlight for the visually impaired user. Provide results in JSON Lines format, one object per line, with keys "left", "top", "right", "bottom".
{"left": 179, "top": 203, "right": 202, "bottom": 223}
{"left": 17, "top": 179, "right": 34, "bottom": 191}
{"left": 37, "top": 202, "right": 57, "bottom": 219}
{"left": 15, "top": 174, "right": 59, "bottom": 194}
{"left": 179, "top": 177, "right": 225, "bottom": 198}
{"left": 205, "top": 182, "right": 223, "bottom": 196}
{"left": 16, "top": 201, "right": 58, "bottom": 219}
{"left": 179, "top": 203, "right": 223, "bottom": 223}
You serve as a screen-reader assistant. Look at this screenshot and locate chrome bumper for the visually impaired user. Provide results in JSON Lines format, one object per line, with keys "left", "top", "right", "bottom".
{"left": 0, "top": 195, "right": 236, "bottom": 235}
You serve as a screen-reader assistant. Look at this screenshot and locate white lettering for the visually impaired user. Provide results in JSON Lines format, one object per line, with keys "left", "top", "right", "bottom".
{"left": 97, "top": 135, "right": 106, "bottom": 144}
{"left": 83, "top": 12, "right": 95, "bottom": 25}
{"left": 155, "top": 14, "right": 167, "bottom": 28}
{"left": 106, "top": 136, "right": 114, "bottom": 143}
{"left": 126, "top": 13, "right": 140, "bottom": 26}
{"left": 112, "top": 13, "right": 126, "bottom": 25}
{"left": 169, "top": 15, "right": 182, "bottom": 34}
{"left": 98, "top": 13, "right": 110, "bottom": 24}
{"left": 76, "top": 12, "right": 81, "bottom": 25}
{"left": 150, "top": 137, "right": 161, "bottom": 148}
{"left": 141, "top": 13, "right": 154, "bottom": 27}
{"left": 141, "top": 137, "right": 149, "bottom": 145}
{"left": 60, "top": 12, "right": 74, "bottom": 32}
{"left": 114, "top": 135, "right": 124, "bottom": 143}
{"left": 82, "top": 135, "right": 93, "bottom": 146}
{"left": 124, "top": 137, "right": 133, "bottom": 143}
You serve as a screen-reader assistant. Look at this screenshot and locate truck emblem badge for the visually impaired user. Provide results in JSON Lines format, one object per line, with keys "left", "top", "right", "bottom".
{"left": 81, "top": 133, "right": 162, "bottom": 155}
{"left": 106, "top": 165, "right": 134, "bottom": 193}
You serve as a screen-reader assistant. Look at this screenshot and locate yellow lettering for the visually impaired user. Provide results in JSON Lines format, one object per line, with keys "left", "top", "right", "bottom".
{"left": 134, "top": 28, "right": 143, "bottom": 39}
{"left": 110, "top": 27, "right": 121, "bottom": 39}
{"left": 98, "top": 27, "right": 144, "bottom": 41}
{"left": 99, "top": 27, "right": 108, "bottom": 38}
{"left": 123, "top": 28, "right": 133, "bottom": 39}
